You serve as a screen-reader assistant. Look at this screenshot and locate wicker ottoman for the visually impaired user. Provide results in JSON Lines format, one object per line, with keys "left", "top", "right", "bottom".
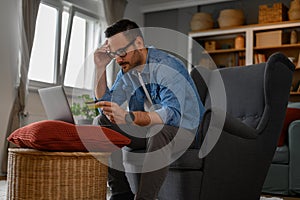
{"left": 7, "top": 148, "right": 110, "bottom": 200}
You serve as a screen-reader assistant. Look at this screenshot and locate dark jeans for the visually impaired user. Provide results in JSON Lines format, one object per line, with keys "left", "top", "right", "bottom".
{"left": 93, "top": 114, "right": 195, "bottom": 200}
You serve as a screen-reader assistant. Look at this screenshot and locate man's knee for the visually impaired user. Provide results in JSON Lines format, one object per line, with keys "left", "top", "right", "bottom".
{"left": 92, "top": 114, "right": 101, "bottom": 125}
{"left": 148, "top": 125, "right": 178, "bottom": 139}
{"left": 146, "top": 125, "right": 178, "bottom": 151}
{"left": 93, "top": 113, "right": 111, "bottom": 126}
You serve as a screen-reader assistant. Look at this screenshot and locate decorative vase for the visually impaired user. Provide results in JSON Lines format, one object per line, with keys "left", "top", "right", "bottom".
{"left": 190, "top": 12, "right": 213, "bottom": 31}
{"left": 235, "top": 35, "right": 245, "bottom": 49}
{"left": 289, "top": 0, "right": 300, "bottom": 20}
{"left": 291, "top": 30, "right": 298, "bottom": 44}
{"left": 218, "top": 9, "right": 245, "bottom": 28}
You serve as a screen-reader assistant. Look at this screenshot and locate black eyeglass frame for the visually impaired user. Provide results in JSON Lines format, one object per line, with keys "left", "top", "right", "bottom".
{"left": 106, "top": 38, "right": 136, "bottom": 58}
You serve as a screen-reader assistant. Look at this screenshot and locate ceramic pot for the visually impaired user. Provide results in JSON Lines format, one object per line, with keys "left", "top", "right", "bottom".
{"left": 190, "top": 12, "right": 213, "bottom": 31}
{"left": 218, "top": 9, "right": 245, "bottom": 28}
{"left": 235, "top": 35, "right": 245, "bottom": 49}
{"left": 289, "top": 0, "right": 300, "bottom": 20}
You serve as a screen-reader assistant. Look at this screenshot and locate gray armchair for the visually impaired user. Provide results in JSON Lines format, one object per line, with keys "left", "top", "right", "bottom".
{"left": 263, "top": 102, "right": 300, "bottom": 196}
{"left": 123, "top": 52, "right": 294, "bottom": 200}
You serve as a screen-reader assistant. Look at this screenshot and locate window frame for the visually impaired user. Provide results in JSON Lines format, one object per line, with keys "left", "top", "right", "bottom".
{"left": 29, "top": 0, "right": 100, "bottom": 93}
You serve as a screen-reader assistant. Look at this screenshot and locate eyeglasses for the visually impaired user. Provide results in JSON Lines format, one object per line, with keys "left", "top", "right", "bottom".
{"left": 106, "top": 38, "right": 136, "bottom": 58}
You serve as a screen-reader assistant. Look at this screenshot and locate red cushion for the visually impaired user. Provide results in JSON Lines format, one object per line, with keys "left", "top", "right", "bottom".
{"left": 278, "top": 108, "right": 300, "bottom": 146}
{"left": 7, "top": 120, "right": 131, "bottom": 152}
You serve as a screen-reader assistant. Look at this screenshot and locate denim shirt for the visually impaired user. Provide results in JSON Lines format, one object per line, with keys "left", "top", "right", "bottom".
{"left": 99, "top": 47, "right": 205, "bottom": 132}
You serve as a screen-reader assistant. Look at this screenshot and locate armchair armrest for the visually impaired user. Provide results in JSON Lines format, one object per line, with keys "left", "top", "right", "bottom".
{"left": 222, "top": 110, "right": 258, "bottom": 139}
{"left": 198, "top": 108, "right": 258, "bottom": 157}
{"left": 288, "top": 120, "right": 300, "bottom": 194}
{"left": 201, "top": 108, "right": 258, "bottom": 140}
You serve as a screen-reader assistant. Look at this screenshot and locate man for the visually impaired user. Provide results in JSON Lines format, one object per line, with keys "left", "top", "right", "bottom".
{"left": 93, "top": 19, "right": 205, "bottom": 200}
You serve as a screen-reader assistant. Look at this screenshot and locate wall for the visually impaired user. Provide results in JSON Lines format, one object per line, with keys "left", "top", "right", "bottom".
{"left": 124, "top": 0, "right": 144, "bottom": 27}
{"left": 144, "top": 0, "right": 292, "bottom": 33}
{"left": 64, "top": 0, "right": 99, "bottom": 15}
{"left": 0, "top": 0, "right": 19, "bottom": 176}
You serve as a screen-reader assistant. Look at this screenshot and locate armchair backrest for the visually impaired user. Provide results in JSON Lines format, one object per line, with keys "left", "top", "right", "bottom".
{"left": 216, "top": 64, "right": 265, "bottom": 128}
{"left": 191, "top": 53, "right": 294, "bottom": 129}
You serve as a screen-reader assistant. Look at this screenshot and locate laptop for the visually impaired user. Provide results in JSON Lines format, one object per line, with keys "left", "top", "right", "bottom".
{"left": 38, "top": 85, "right": 75, "bottom": 124}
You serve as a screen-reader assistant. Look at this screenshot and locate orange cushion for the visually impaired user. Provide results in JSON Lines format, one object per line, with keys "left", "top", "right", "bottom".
{"left": 7, "top": 120, "right": 131, "bottom": 152}
{"left": 278, "top": 108, "right": 300, "bottom": 146}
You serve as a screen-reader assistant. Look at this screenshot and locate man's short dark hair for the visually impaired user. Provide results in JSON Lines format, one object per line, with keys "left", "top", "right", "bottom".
{"left": 104, "top": 19, "right": 143, "bottom": 41}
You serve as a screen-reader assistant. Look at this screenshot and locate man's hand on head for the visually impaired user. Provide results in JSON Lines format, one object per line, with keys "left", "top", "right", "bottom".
{"left": 94, "top": 40, "right": 112, "bottom": 69}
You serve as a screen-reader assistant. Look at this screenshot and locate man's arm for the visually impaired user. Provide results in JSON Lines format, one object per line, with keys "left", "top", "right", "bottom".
{"left": 94, "top": 40, "right": 112, "bottom": 99}
{"left": 94, "top": 66, "right": 107, "bottom": 99}
{"left": 132, "top": 111, "right": 163, "bottom": 126}
{"left": 97, "top": 101, "right": 163, "bottom": 126}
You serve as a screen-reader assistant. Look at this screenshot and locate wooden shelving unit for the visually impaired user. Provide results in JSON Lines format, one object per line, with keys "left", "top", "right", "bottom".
{"left": 290, "top": 92, "right": 300, "bottom": 95}
{"left": 206, "top": 48, "right": 245, "bottom": 54}
{"left": 254, "top": 43, "right": 300, "bottom": 50}
{"left": 188, "top": 20, "right": 300, "bottom": 101}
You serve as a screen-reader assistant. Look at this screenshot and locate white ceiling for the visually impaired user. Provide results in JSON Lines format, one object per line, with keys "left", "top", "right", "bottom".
{"left": 135, "top": 0, "right": 237, "bottom": 13}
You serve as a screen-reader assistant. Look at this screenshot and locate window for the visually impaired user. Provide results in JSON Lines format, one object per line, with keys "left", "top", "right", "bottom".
{"left": 64, "top": 15, "right": 97, "bottom": 89}
{"left": 64, "top": 15, "right": 86, "bottom": 88}
{"left": 28, "top": 4, "right": 57, "bottom": 83}
{"left": 29, "top": 2, "right": 100, "bottom": 90}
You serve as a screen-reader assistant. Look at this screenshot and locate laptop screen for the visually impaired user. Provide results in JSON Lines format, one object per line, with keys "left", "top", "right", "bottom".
{"left": 38, "top": 85, "right": 75, "bottom": 124}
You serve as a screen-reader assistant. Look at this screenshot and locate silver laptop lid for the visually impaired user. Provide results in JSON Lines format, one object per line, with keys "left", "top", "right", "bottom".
{"left": 38, "top": 85, "right": 75, "bottom": 124}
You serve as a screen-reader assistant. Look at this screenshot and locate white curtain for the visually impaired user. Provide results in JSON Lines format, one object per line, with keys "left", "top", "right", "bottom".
{"left": 98, "top": 0, "right": 128, "bottom": 27}
{"left": 1, "top": 0, "right": 40, "bottom": 174}
{"left": 97, "top": 0, "right": 128, "bottom": 86}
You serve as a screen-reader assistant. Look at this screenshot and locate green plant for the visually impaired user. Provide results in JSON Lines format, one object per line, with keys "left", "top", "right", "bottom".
{"left": 70, "top": 94, "right": 99, "bottom": 120}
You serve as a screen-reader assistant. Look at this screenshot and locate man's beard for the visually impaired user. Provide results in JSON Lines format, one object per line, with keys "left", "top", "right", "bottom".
{"left": 119, "top": 50, "right": 143, "bottom": 72}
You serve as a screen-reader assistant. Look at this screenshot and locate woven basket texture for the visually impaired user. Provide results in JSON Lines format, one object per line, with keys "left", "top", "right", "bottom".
{"left": 7, "top": 148, "right": 109, "bottom": 200}
{"left": 218, "top": 9, "right": 244, "bottom": 28}
{"left": 259, "top": 3, "right": 288, "bottom": 23}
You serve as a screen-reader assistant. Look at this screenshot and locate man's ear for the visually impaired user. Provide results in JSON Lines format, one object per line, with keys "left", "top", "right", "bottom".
{"left": 135, "top": 36, "right": 145, "bottom": 49}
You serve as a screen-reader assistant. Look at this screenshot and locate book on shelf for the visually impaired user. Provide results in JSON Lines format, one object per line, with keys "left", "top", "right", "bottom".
{"left": 238, "top": 51, "right": 245, "bottom": 66}
{"left": 254, "top": 53, "right": 266, "bottom": 64}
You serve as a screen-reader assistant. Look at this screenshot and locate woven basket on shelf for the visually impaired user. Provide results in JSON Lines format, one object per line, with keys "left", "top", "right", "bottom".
{"left": 218, "top": 9, "right": 245, "bottom": 28}
{"left": 190, "top": 12, "right": 214, "bottom": 31}
{"left": 289, "top": 0, "right": 300, "bottom": 20}
{"left": 258, "top": 3, "right": 288, "bottom": 23}
{"left": 7, "top": 148, "right": 110, "bottom": 200}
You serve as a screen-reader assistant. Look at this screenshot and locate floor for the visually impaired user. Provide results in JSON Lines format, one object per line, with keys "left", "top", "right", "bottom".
{"left": 0, "top": 176, "right": 300, "bottom": 200}
{"left": 261, "top": 194, "right": 300, "bottom": 200}
{"left": 0, "top": 180, "right": 6, "bottom": 200}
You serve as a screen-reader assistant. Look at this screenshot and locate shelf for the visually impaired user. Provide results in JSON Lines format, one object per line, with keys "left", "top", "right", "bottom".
{"left": 189, "top": 20, "right": 300, "bottom": 36}
{"left": 254, "top": 43, "right": 300, "bottom": 50}
{"left": 290, "top": 92, "right": 300, "bottom": 95}
{"left": 206, "top": 48, "right": 245, "bottom": 54}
